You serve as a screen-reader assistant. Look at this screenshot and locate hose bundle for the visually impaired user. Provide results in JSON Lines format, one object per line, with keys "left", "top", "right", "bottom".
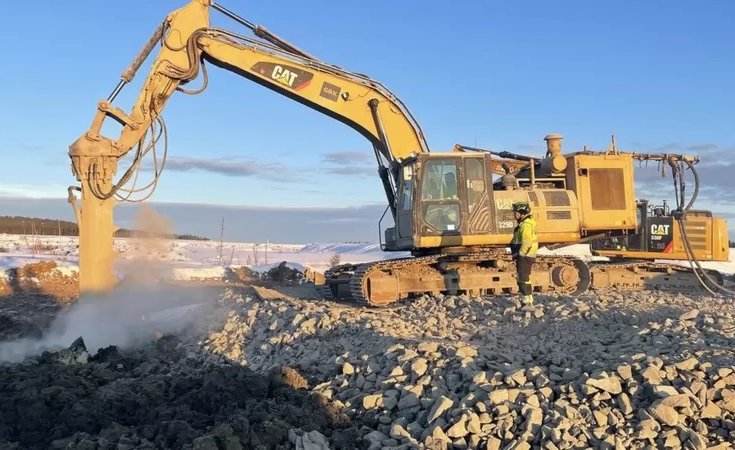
{"left": 670, "top": 159, "right": 734, "bottom": 297}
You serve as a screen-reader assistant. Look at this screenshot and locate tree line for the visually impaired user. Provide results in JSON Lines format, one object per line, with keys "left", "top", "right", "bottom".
{"left": 0, "top": 216, "right": 209, "bottom": 241}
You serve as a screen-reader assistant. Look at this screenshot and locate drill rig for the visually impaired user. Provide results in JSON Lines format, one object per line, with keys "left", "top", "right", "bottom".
{"left": 67, "top": 0, "right": 732, "bottom": 305}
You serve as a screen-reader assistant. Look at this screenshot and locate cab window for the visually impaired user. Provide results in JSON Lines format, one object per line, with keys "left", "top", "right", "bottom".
{"left": 465, "top": 158, "right": 485, "bottom": 214}
{"left": 421, "top": 160, "right": 460, "bottom": 232}
{"left": 422, "top": 160, "right": 458, "bottom": 200}
{"left": 400, "top": 166, "right": 413, "bottom": 211}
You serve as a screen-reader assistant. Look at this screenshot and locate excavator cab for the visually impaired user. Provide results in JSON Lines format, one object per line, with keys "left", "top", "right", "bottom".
{"left": 384, "top": 153, "right": 492, "bottom": 252}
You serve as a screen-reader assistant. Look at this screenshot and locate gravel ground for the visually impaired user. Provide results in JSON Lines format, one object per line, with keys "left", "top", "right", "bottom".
{"left": 2, "top": 282, "right": 735, "bottom": 449}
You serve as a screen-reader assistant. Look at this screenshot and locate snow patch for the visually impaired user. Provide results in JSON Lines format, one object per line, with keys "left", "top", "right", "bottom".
{"left": 53, "top": 266, "right": 79, "bottom": 277}
{"left": 0, "top": 234, "right": 732, "bottom": 280}
{"left": 171, "top": 267, "right": 226, "bottom": 281}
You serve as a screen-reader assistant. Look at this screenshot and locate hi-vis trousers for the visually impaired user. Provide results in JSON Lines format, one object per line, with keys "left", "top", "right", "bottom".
{"left": 516, "top": 255, "right": 534, "bottom": 295}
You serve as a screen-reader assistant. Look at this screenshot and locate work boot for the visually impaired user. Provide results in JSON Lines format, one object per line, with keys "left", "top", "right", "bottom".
{"left": 520, "top": 295, "right": 535, "bottom": 312}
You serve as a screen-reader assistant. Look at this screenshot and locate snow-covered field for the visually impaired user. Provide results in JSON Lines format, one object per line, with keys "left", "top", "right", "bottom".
{"left": 0, "top": 234, "right": 411, "bottom": 282}
{"left": 0, "top": 233, "right": 733, "bottom": 283}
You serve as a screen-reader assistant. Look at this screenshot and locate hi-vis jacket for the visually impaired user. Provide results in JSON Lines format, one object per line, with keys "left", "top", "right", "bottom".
{"left": 510, "top": 215, "right": 538, "bottom": 258}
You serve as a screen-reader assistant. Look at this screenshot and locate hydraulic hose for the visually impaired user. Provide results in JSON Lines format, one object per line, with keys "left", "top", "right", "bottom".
{"left": 674, "top": 160, "right": 735, "bottom": 297}
{"left": 90, "top": 116, "right": 168, "bottom": 202}
{"left": 679, "top": 218, "right": 735, "bottom": 296}
{"left": 683, "top": 160, "right": 699, "bottom": 211}
{"left": 678, "top": 219, "right": 720, "bottom": 296}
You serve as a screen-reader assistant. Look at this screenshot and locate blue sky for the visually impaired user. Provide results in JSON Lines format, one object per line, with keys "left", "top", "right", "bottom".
{"left": 0, "top": 0, "right": 733, "bottom": 240}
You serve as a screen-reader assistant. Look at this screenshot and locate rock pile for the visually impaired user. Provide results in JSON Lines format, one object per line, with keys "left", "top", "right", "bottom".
{"left": 0, "top": 261, "right": 78, "bottom": 303}
{"left": 224, "top": 262, "right": 305, "bottom": 286}
{"left": 0, "top": 335, "right": 358, "bottom": 450}
{"left": 3, "top": 280, "right": 735, "bottom": 449}
{"left": 315, "top": 340, "right": 735, "bottom": 449}
{"left": 263, "top": 262, "right": 304, "bottom": 285}
{"left": 201, "top": 289, "right": 735, "bottom": 449}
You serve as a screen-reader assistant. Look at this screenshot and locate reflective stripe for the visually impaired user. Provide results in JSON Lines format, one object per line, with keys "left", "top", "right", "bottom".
{"left": 511, "top": 215, "right": 538, "bottom": 257}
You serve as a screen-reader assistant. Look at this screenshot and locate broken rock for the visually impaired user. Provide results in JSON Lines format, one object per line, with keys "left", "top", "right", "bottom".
{"left": 648, "top": 403, "right": 680, "bottom": 427}
{"left": 586, "top": 376, "right": 623, "bottom": 395}
{"left": 678, "top": 309, "right": 699, "bottom": 322}
{"left": 426, "top": 396, "right": 454, "bottom": 424}
{"left": 446, "top": 416, "right": 469, "bottom": 439}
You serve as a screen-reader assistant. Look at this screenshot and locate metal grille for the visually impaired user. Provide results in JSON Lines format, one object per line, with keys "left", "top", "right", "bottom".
{"left": 687, "top": 230, "right": 707, "bottom": 250}
{"left": 685, "top": 225, "right": 708, "bottom": 250}
{"left": 528, "top": 192, "right": 540, "bottom": 207}
{"left": 589, "top": 169, "right": 626, "bottom": 210}
{"left": 543, "top": 191, "right": 571, "bottom": 207}
{"left": 547, "top": 210, "right": 572, "bottom": 220}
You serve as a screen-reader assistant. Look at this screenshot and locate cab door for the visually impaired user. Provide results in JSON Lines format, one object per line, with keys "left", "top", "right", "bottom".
{"left": 417, "top": 159, "right": 462, "bottom": 235}
{"left": 462, "top": 157, "right": 492, "bottom": 235}
{"left": 396, "top": 165, "right": 414, "bottom": 242}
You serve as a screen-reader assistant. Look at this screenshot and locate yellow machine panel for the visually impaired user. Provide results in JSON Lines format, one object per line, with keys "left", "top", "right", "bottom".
{"left": 492, "top": 188, "right": 581, "bottom": 235}
{"left": 712, "top": 217, "right": 731, "bottom": 261}
{"left": 592, "top": 210, "right": 730, "bottom": 262}
{"left": 565, "top": 153, "right": 637, "bottom": 233}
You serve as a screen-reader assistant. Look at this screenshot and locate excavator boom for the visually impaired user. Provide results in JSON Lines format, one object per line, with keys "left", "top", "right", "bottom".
{"left": 196, "top": 30, "right": 429, "bottom": 160}
{"left": 68, "top": 0, "right": 428, "bottom": 292}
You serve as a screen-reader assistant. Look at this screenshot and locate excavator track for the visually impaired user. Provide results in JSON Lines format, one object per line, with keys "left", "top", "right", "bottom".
{"left": 320, "top": 254, "right": 727, "bottom": 307}
{"left": 316, "top": 284, "right": 336, "bottom": 301}
{"left": 588, "top": 260, "right": 726, "bottom": 292}
{"left": 322, "top": 251, "right": 591, "bottom": 307}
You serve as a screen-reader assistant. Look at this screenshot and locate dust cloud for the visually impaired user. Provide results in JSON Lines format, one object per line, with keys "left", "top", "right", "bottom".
{"left": 121, "top": 204, "right": 175, "bottom": 285}
{"left": 0, "top": 205, "right": 215, "bottom": 363}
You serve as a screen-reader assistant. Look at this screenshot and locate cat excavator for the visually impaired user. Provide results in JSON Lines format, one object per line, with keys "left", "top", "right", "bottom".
{"left": 67, "top": 0, "right": 732, "bottom": 306}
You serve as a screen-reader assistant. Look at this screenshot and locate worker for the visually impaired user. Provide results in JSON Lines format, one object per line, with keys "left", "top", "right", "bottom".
{"left": 510, "top": 202, "right": 538, "bottom": 306}
{"left": 443, "top": 172, "right": 458, "bottom": 199}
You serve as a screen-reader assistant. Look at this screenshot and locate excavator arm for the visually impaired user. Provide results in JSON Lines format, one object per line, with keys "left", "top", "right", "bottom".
{"left": 198, "top": 32, "right": 429, "bottom": 161}
{"left": 68, "top": 0, "right": 428, "bottom": 293}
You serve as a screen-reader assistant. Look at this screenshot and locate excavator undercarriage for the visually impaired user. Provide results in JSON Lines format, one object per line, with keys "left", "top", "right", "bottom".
{"left": 320, "top": 254, "right": 726, "bottom": 307}
{"left": 321, "top": 251, "right": 591, "bottom": 307}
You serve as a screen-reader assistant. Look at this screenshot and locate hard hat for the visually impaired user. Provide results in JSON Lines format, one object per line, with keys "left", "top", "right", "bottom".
{"left": 512, "top": 202, "right": 531, "bottom": 215}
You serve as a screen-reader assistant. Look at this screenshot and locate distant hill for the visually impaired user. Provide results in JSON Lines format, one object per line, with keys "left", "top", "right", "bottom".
{"left": 0, "top": 216, "right": 209, "bottom": 241}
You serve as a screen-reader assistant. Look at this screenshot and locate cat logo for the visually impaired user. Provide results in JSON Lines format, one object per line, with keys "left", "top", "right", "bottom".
{"left": 495, "top": 198, "right": 513, "bottom": 210}
{"left": 651, "top": 224, "right": 671, "bottom": 236}
{"left": 272, "top": 65, "right": 299, "bottom": 87}
{"left": 250, "top": 62, "right": 314, "bottom": 91}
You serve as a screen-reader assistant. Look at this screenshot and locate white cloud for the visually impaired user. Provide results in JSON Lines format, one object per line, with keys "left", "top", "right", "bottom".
{"left": 0, "top": 183, "right": 69, "bottom": 199}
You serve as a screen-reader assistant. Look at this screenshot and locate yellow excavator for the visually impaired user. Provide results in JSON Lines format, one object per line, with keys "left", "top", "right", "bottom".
{"left": 67, "top": 0, "right": 732, "bottom": 306}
